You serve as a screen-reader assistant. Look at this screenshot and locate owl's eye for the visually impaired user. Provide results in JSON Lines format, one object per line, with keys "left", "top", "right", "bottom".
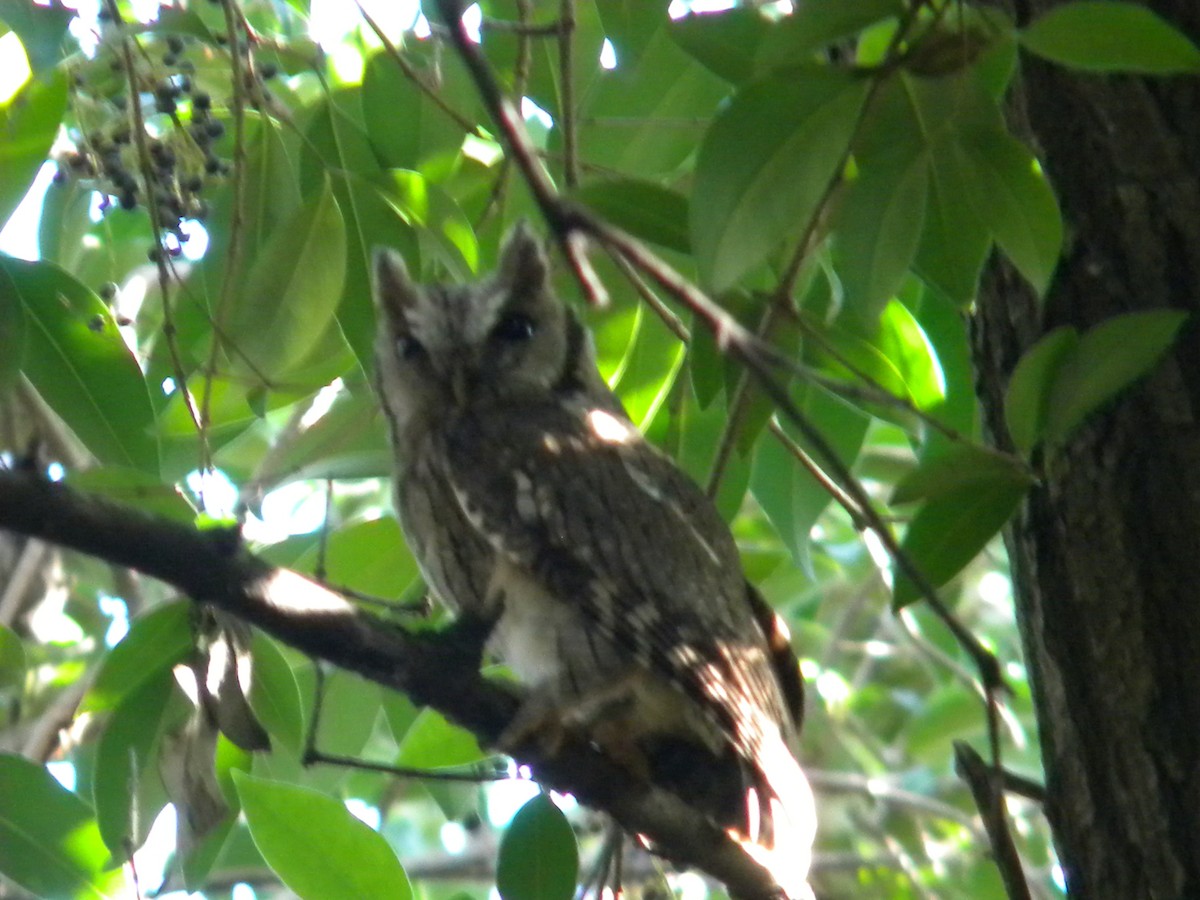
{"left": 395, "top": 336, "right": 425, "bottom": 360}
{"left": 491, "top": 312, "right": 537, "bottom": 343}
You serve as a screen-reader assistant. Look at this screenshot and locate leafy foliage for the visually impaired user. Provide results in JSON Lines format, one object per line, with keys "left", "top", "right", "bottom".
{"left": 0, "top": 0, "right": 1192, "bottom": 897}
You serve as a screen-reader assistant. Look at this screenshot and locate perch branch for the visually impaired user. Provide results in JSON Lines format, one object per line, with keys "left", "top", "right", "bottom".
{"left": 0, "top": 469, "right": 792, "bottom": 900}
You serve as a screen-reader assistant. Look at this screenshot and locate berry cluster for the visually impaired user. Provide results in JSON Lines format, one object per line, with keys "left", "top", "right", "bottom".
{"left": 56, "top": 18, "right": 279, "bottom": 266}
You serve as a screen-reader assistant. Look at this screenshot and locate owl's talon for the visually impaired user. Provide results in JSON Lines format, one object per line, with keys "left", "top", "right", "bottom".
{"left": 496, "top": 694, "right": 572, "bottom": 758}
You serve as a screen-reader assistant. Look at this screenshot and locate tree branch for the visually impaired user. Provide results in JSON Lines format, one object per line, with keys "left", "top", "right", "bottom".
{"left": 0, "top": 469, "right": 789, "bottom": 900}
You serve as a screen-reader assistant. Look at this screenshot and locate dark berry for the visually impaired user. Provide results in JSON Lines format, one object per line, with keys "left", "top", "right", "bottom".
{"left": 99, "top": 282, "right": 118, "bottom": 301}
{"left": 167, "top": 35, "right": 185, "bottom": 54}
{"left": 206, "top": 120, "right": 225, "bottom": 139}
{"left": 193, "top": 92, "right": 211, "bottom": 111}
{"left": 259, "top": 62, "right": 278, "bottom": 79}
{"left": 119, "top": 190, "right": 137, "bottom": 210}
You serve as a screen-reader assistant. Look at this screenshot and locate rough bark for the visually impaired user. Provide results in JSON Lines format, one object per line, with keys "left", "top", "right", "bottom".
{"left": 973, "top": 3, "right": 1200, "bottom": 896}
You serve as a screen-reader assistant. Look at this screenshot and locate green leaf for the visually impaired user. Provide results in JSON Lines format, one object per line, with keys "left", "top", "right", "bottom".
{"left": 914, "top": 143, "right": 991, "bottom": 306}
{"left": 871, "top": 298, "right": 945, "bottom": 410}
{"left": 959, "top": 130, "right": 1062, "bottom": 296}
{"left": 751, "top": 386, "right": 870, "bottom": 570}
{"left": 572, "top": 178, "right": 690, "bottom": 253}
{"left": 0, "top": 753, "right": 129, "bottom": 899}
{"left": 309, "top": 670, "right": 383, "bottom": 762}
{"left": 1044, "top": 310, "right": 1188, "bottom": 445}
{"left": 810, "top": 299, "right": 943, "bottom": 411}
{"left": 397, "top": 708, "right": 488, "bottom": 770}
{"left": 226, "top": 179, "right": 347, "bottom": 381}
{"left": 187, "top": 122, "right": 304, "bottom": 322}
{"left": 93, "top": 672, "right": 177, "bottom": 856}
{"left": 1003, "top": 326, "right": 1079, "bottom": 454}
{"left": 496, "top": 794, "right": 579, "bottom": 900}
{"left": 67, "top": 467, "right": 197, "bottom": 522}
{"left": 692, "top": 68, "right": 869, "bottom": 290}
{"left": 671, "top": 380, "right": 752, "bottom": 522}
{"left": 755, "top": 0, "right": 906, "bottom": 70}
{"left": 235, "top": 771, "right": 413, "bottom": 900}
{"left": 904, "top": 74, "right": 1015, "bottom": 304}
{"left": 362, "top": 50, "right": 465, "bottom": 170}
{"left": 600, "top": 302, "right": 686, "bottom": 431}
{"left": 594, "top": 0, "right": 665, "bottom": 65}
{"left": 911, "top": 284, "right": 979, "bottom": 448}
{"left": 576, "top": 22, "right": 728, "bottom": 177}
{"left": 893, "top": 474, "right": 1028, "bottom": 607}
{"left": 0, "top": 69, "right": 66, "bottom": 229}
{"left": 0, "top": 623, "right": 25, "bottom": 690}
{"left": 1020, "top": 1, "right": 1200, "bottom": 74}
{"left": 245, "top": 389, "right": 391, "bottom": 490}
{"left": 249, "top": 633, "right": 305, "bottom": 754}
{"left": 892, "top": 443, "right": 1032, "bottom": 506}
{"left": 668, "top": 8, "right": 772, "bottom": 83}
{"left": 294, "top": 517, "right": 420, "bottom": 601}
{"left": 0, "top": 0, "right": 72, "bottom": 72}
{"left": 0, "top": 269, "right": 23, "bottom": 392}
{"left": 83, "top": 600, "right": 193, "bottom": 713}
{"left": 835, "top": 150, "right": 929, "bottom": 322}
{"left": 834, "top": 77, "right": 929, "bottom": 321}
{"left": 0, "top": 256, "right": 160, "bottom": 472}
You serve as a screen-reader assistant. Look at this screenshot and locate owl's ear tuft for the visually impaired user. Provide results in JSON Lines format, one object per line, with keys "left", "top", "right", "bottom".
{"left": 497, "top": 221, "right": 548, "bottom": 299}
{"left": 372, "top": 247, "right": 419, "bottom": 314}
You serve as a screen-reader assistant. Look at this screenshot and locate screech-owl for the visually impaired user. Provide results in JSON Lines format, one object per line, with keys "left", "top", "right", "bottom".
{"left": 372, "top": 224, "right": 816, "bottom": 899}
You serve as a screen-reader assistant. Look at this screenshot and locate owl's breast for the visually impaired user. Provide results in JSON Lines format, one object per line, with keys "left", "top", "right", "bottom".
{"left": 395, "top": 443, "right": 496, "bottom": 616}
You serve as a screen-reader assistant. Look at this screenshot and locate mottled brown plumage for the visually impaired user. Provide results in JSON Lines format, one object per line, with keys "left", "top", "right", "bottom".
{"left": 372, "top": 224, "right": 816, "bottom": 898}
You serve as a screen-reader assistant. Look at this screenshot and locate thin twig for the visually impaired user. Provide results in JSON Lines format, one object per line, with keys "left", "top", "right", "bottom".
{"left": 955, "top": 742, "right": 1032, "bottom": 900}
{"left": 557, "top": 0, "right": 579, "bottom": 189}
{"left": 768, "top": 417, "right": 866, "bottom": 528}
{"left": 707, "top": 0, "right": 930, "bottom": 498}
{"left": 306, "top": 748, "right": 512, "bottom": 782}
{"left": 356, "top": 1, "right": 483, "bottom": 138}
{"left": 609, "top": 252, "right": 689, "bottom": 342}
{"left": 481, "top": 17, "right": 562, "bottom": 36}
{"left": 199, "top": 0, "right": 252, "bottom": 468}
{"left": 107, "top": 2, "right": 199, "bottom": 439}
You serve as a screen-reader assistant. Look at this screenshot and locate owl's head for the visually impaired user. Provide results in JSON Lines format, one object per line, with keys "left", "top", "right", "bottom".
{"left": 373, "top": 224, "right": 592, "bottom": 429}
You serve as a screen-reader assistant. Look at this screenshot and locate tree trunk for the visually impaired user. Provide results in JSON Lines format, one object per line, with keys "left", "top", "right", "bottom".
{"left": 973, "top": 3, "right": 1200, "bottom": 896}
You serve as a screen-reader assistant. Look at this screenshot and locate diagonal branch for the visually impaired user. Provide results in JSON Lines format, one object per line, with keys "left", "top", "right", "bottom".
{"left": 0, "top": 469, "right": 789, "bottom": 900}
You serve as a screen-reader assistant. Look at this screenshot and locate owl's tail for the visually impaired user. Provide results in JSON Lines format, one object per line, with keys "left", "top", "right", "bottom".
{"left": 735, "top": 733, "right": 817, "bottom": 900}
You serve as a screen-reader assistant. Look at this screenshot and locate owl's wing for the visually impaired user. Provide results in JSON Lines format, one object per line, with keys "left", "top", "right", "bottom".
{"left": 439, "top": 399, "right": 792, "bottom": 760}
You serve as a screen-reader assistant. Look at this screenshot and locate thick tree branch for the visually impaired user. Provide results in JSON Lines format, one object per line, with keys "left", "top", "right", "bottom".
{"left": 0, "top": 469, "right": 788, "bottom": 900}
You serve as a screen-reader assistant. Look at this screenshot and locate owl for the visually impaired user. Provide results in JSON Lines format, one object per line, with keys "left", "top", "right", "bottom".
{"left": 372, "top": 224, "right": 816, "bottom": 899}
